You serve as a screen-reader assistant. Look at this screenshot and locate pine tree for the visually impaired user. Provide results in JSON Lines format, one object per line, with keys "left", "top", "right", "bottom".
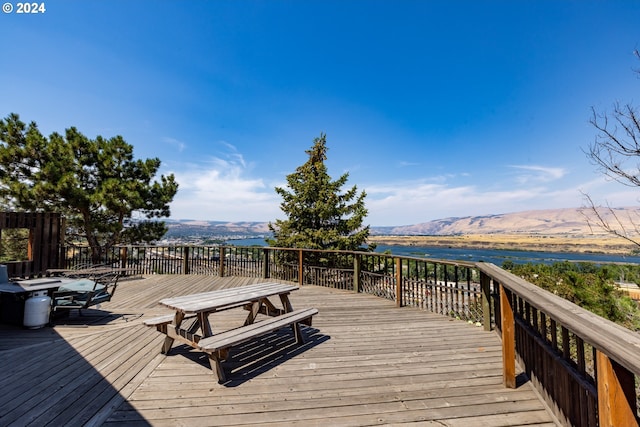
{"left": 0, "top": 113, "right": 178, "bottom": 263}
{"left": 268, "top": 133, "right": 373, "bottom": 251}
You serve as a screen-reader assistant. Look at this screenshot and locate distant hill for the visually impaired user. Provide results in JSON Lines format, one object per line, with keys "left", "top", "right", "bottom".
{"left": 165, "top": 207, "right": 640, "bottom": 239}
{"left": 164, "top": 220, "right": 270, "bottom": 240}
{"left": 376, "top": 207, "right": 640, "bottom": 236}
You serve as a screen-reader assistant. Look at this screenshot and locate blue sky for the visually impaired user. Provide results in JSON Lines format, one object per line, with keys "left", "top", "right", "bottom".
{"left": 1, "top": 1, "right": 639, "bottom": 226}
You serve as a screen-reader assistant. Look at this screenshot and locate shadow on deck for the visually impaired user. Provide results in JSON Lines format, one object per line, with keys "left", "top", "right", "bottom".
{"left": 0, "top": 275, "right": 559, "bottom": 426}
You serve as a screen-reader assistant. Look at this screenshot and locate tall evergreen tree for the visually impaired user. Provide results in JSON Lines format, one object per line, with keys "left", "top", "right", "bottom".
{"left": 0, "top": 113, "right": 178, "bottom": 263}
{"left": 268, "top": 133, "right": 373, "bottom": 251}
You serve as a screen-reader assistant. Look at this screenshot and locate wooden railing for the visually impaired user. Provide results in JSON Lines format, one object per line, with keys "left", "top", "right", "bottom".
{"left": 57, "top": 244, "right": 640, "bottom": 426}
{"left": 478, "top": 263, "right": 640, "bottom": 427}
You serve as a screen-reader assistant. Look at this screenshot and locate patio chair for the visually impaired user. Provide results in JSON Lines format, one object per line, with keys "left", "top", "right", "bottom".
{"left": 66, "top": 263, "right": 112, "bottom": 279}
{"left": 51, "top": 272, "right": 120, "bottom": 316}
{"left": 47, "top": 262, "right": 109, "bottom": 278}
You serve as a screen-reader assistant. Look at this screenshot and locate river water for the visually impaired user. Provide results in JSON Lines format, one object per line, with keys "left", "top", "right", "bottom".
{"left": 225, "top": 238, "right": 640, "bottom": 266}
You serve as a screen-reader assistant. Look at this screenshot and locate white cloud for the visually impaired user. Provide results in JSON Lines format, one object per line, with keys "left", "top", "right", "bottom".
{"left": 218, "top": 141, "right": 247, "bottom": 168}
{"left": 361, "top": 171, "right": 635, "bottom": 225}
{"left": 577, "top": 174, "right": 640, "bottom": 208}
{"left": 397, "top": 160, "right": 420, "bottom": 167}
{"left": 508, "top": 165, "right": 567, "bottom": 184}
{"left": 163, "top": 151, "right": 640, "bottom": 226}
{"left": 166, "top": 146, "right": 281, "bottom": 221}
{"left": 365, "top": 180, "right": 546, "bottom": 224}
{"left": 163, "top": 137, "right": 186, "bottom": 152}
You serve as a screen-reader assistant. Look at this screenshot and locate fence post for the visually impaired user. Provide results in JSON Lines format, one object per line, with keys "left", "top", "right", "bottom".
{"left": 219, "top": 246, "right": 226, "bottom": 277}
{"left": 596, "top": 350, "right": 639, "bottom": 427}
{"left": 298, "top": 249, "right": 304, "bottom": 287}
{"left": 182, "top": 246, "right": 190, "bottom": 275}
{"left": 500, "top": 283, "right": 516, "bottom": 388}
{"left": 120, "top": 246, "right": 128, "bottom": 271}
{"left": 395, "top": 257, "right": 402, "bottom": 307}
{"left": 481, "top": 272, "right": 492, "bottom": 331}
{"left": 353, "top": 253, "right": 361, "bottom": 293}
{"left": 262, "top": 248, "right": 270, "bottom": 279}
{"left": 59, "top": 245, "right": 67, "bottom": 269}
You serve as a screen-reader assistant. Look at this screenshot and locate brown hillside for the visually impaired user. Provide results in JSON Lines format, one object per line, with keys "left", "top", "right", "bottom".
{"left": 387, "top": 207, "right": 640, "bottom": 236}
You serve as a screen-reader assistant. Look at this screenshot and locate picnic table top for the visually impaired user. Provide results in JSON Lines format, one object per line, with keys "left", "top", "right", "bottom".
{"left": 159, "top": 282, "right": 298, "bottom": 314}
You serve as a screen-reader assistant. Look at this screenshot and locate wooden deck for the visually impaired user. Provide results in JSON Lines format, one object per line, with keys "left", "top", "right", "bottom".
{"left": 0, "top": 275, "right": 559, "bottom": 426}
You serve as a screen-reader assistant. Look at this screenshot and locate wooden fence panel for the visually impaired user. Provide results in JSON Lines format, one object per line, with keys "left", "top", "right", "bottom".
{"left": 0, "top": 212, "right": 61, "bottom": 278}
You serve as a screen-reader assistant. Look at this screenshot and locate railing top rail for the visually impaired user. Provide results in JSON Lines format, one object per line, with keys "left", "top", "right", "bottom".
{"left": 476, "top": 262, "right": 640, "bottom": 376}
{"left": 266, "top": 246, "right": 477, "bottom": 268}
{"left": 64, "top": 244, "right": 478, "bottom": 268}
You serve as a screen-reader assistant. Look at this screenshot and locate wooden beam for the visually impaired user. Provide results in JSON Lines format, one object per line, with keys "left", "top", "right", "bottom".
{"left": 298, "top": 249, "right": 304, "bottom": 287}
{"left": 182, "top": 246, "right": 190, "bottom": 275}
{"left": 262, "top": 248, "right": 269, "bottom": 279}
{"left": 219, "top": 246, "right": 226, "bottom": 277}
{"left": 395, "top": 257, "right": 402, "bottom": 307}
{"left": 596, "top": 350, "right": 639, "bottom": 427}
{"left": 480, "top": 272, "right": 492, "bottom": 331}
{"left": 353, "top": 253, "right": 361, "bottom": 293}
{"left": 500, "top": 283, "right": 516, "bottom": 388}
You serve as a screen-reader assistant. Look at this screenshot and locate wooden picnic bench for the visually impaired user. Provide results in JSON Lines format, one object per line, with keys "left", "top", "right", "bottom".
{"left": 144, "top": 282, "right": 318, "bottom": 382}
{"left": 199, "top": 308, "right": 317, "bottom": 382}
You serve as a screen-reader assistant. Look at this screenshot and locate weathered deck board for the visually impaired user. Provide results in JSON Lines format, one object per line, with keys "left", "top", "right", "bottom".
{"left": 0, "top": 275, "right": 559, "bottom": 426}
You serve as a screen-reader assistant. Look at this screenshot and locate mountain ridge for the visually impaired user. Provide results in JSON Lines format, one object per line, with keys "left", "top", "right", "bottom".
{"left": 380, "top": 207, "right": 640, "bottom": 236}
{"left": 165, "top": 207, "right": 640, "bottom": 238}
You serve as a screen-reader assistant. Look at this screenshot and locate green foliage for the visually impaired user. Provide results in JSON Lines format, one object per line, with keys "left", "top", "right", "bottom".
{"left": 268, "top": 134, "right": 373, "bottom": 252}
{"left": 504, "top": 261, "right": 640, "bottom": 331}
{"left": 0, "top": 113, "right": 178, "bottom": 262}
{"left": 0, "top": 228, "right": 29, "bottom": 261}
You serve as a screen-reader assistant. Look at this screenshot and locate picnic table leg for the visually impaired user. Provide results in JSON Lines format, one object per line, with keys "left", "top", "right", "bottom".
{"left": 261, "top": 298, "right": 283, "bottom": 316}
{"left": 292, "top": 321, "right": 304, "bottom": 344}
{"left": 162, "top": 311, "right": 185, "bottom": 354}
{"left": 187, "top": 319, "right": 200, "bottom": 334}
{"left": 207, "top": 351, "right": 227, "bottom": 383}
{"left": 197, "top": 312, "right": 212, "bottom": 337}
{"left": 244, "top": 300, "right": 262, "bottom": 325}
{"left": 279, "top": 293, "right": 293, "bottom": 313}
{"left": 280, "top": 292, "right": 312, "bottom": 326}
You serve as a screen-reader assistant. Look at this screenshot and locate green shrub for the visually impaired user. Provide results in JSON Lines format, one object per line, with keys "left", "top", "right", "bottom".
{"left": 504, "top": 261, "right": 640, "bottom": 331}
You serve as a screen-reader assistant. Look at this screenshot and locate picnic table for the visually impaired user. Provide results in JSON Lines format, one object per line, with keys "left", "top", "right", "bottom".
{"left": 145, "top": 282, "right": 318, "bottom": 382}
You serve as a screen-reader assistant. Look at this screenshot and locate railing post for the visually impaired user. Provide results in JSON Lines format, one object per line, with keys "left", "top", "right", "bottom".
{"left": 596, "top": 350, "right": 639, "bottom": 427}
{"left": 262, "top": 248, "right": 270, "bottom": 279}
{"left": 353, "top": 253, "right": 361, "bottom": 293}
{"left": 119, "top": 246, "right": 128, "bottom": 271}
{"left": 395, "top": 257, "right": 402, "bottom": 307}
{"left": 480, "top": 272, "right": 492, "bottom": 331}
{"left": 219, "top": 246, "right": 225, "bottom": 277}
{"left": 499, "top": 283, "right": 516, "bottom": 388}
{"left": 59, "top": 245, "right": 67, "bottom": 269}
{"left": 182, "top": 246, "right": 190, "bottom": 275}
{"left": 298, "top": 249, "right": 304, "bottom": 287}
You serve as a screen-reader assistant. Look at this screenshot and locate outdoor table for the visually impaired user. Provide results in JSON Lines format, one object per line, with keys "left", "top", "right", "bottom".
{"left": 154, "top": 282, "right": 298, "bottom": 352}
{"left": 145, "top": 282, "right": 317, "bottom": 381}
